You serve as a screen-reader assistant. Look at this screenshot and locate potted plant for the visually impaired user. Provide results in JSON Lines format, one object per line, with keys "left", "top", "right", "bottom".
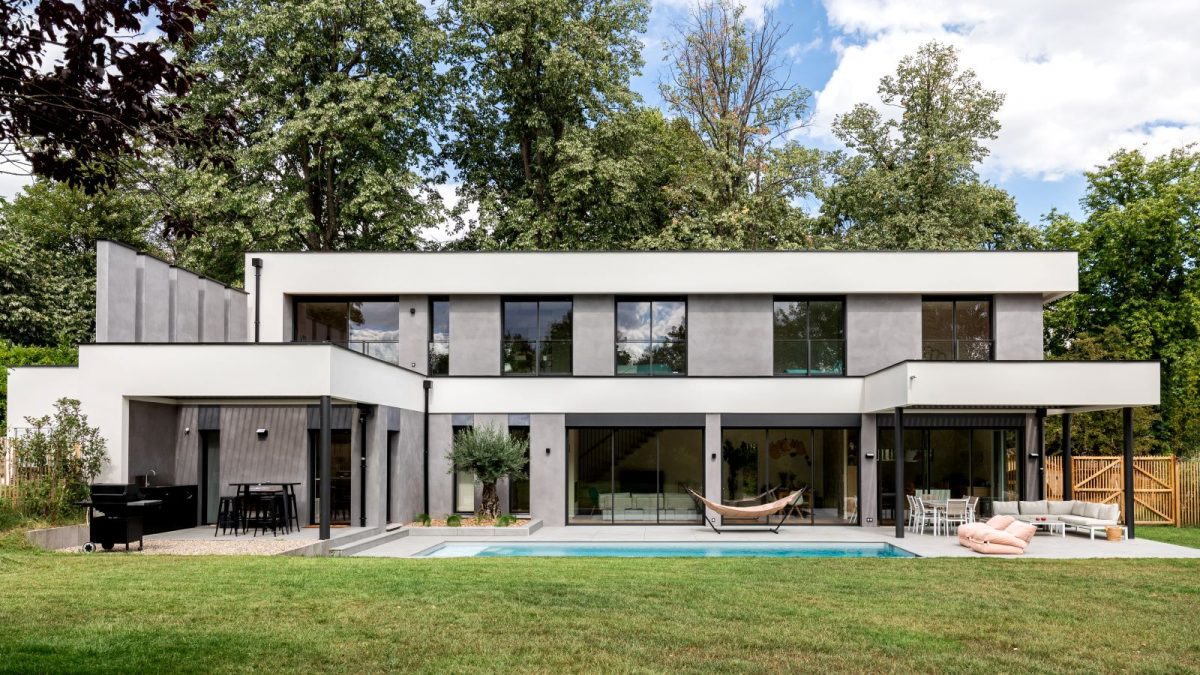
{"left": 447, "top": 424, "right": 529, "bottom": 520}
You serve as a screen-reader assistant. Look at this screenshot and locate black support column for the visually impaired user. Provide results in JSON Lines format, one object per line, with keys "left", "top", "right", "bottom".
{"left": 1035, "top": 408, "right": 1046, "bottom": 500}
{"left": 1123, "top": 406, "right": 1136, "bottom": 540}
{"left": 1062, "top": 413, "right": 1073, "bottom": 500}
{"left": 894, "top": 407, "right": 905, "bottom": 539}
{"left": 319, "top": 395, "right": 332, "bottom": 541}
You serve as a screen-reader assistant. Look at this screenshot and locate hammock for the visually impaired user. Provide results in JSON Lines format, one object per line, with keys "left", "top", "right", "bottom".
{"left": 685, "top": 487, "right": 807, "bottom": 534}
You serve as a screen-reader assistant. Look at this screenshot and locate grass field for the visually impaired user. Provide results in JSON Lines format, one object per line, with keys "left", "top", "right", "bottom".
{"left": 1138, "top": 525, "right": 1200, "bottom": 549}
{"left": 2, "top": 541, "right": 1199, "bottom": 673}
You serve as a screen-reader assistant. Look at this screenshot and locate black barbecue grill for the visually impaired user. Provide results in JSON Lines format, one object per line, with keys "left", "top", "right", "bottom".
{"left": 75, "top": 484, "right": 162, "bottom": 552}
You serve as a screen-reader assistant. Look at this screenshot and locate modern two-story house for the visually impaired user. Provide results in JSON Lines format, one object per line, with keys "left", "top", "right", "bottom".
{"left": 5, "top": 242, "right": 1160, "bottom": 538}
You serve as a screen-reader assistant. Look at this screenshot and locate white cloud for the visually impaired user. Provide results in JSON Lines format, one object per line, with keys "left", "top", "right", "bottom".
{"left": 0, "top": 170, "right": 33, "bottom": 200}
{"left": 808, "top": 0, "right": 1200, "bottom": 180}
{"left": 421, "top": 183, "right": 475, "bottom": 245}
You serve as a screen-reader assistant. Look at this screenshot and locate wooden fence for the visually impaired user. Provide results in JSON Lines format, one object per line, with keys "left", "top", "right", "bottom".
{"left": 1045, "top": 455, "right": 1200, "bottom": 527}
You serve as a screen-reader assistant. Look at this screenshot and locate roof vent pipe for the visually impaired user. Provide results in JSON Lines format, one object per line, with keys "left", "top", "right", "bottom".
{"left": 251, "top": 257, "right": 263, "bottom": 342}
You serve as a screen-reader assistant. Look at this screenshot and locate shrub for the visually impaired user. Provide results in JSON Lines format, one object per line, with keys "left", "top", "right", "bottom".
{"left": 7, "top": 398, "right": 106, "bottom": 521}
{"left": 417, "top": 513, "right": 432, "bottom": 526}
{"left": 446, "top": 424, "right": 529, "bottom": 520}
{"left": 496, "top": 514, "right": 517, "bottom": 527}
{"left": 446, "top": 514, "right": 462, "bottom": 527}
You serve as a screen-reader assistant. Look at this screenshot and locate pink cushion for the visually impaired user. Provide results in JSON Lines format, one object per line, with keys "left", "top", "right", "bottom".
{"left": 975, "top": 527, "right": 1028, "bottom": 549}
{"left": 968, "top": 538, "right": 1025, "bottom": 555}
{"left": 957, "top": 522, "right": 990, "bottom": 547}
{"left": 1005, "top": 520, "right": 1037, "bottom": 544}
{"left": 986, "top": 515, "right": 1015, "bottom": 530}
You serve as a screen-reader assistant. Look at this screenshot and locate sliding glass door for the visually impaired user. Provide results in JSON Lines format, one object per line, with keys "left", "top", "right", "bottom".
{"left": 567, "top": 428, "right": 703, "bottom": 524}
{"left": 720, "top": 428, "right": 858, "bottom": 525}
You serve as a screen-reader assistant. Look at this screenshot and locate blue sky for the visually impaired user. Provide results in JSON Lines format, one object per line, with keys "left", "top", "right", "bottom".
{"left": 625, "top": 0, "right": 1200, "bottom": 227}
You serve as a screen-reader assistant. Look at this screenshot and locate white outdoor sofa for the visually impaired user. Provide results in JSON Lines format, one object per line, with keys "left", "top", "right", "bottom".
{"left": 992, "top": 499, "right": 1125, "bottom": 540}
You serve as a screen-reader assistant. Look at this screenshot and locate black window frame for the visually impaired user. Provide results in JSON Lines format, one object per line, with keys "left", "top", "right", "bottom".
{"left": 291, "top": 295, "right": 401, "bottom": 364}
{"left": 772, "top": 296, "right": 847, "bottom": 377}
{"left": 613, "top": 296, "right": 688, "bottom": 377}
{"left": 921, "top": 295, "right": 995, "bottom": 362}
{"left": 428, "top": 296, "right": 450, "bottom": 376}
{"left": 501, "top": 296, "right": 574, "bottom": 377}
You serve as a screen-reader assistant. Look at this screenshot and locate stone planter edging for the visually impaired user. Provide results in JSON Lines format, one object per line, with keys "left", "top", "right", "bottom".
{"left": 405, "top": 519, "right": 542, "bottom": 537}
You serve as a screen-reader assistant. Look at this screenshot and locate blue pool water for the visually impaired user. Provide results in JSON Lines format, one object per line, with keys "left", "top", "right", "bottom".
{"left": 416, "top": 541, "right": 917, "bottom": 558}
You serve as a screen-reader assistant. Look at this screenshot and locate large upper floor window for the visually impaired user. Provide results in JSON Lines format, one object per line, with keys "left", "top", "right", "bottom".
{"left": 922, "top": 297, "right": 992, "bottom": 361}
{"left": 616, "top": 298, "right": 686, "bottom": 376}
{"left": 429, "top": 297, "right": 450, "bottom": 375}
{"left": 503, "top": 298, "right": 572, "bottom": 375}
{"left": 773, "top": 298, "right": 845, "bottom": 376}
{"left": 294, "top": 297, "right": 399, "bottom": 364}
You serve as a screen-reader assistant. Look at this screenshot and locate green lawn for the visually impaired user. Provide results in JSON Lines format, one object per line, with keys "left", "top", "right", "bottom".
{"left": 1138, "top": 525, "right": 1200, "bottom": 549}
{"left": 2, "top": 546, "right": 1198, "bottom": 673}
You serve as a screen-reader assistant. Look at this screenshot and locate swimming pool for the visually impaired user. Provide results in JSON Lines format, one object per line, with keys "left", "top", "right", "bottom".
{"left": 415, "top": 541, "right": 917, "bottom": 558}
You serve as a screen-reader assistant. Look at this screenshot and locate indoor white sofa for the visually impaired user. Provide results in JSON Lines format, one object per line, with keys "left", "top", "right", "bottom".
{"left": 992, "top": 499, "right": 1124, "bottom": 539}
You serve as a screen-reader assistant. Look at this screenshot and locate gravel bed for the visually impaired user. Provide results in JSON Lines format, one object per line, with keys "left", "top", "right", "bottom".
{"left": 57, "top": 538, "right": 302, "bottom": 556}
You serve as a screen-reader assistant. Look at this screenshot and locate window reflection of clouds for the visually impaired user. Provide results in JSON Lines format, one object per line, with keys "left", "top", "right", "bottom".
{"left": 652, "top": 301, "right": 686, "bottom": 341}
{"left": 616, "top": 301, "right": 651, "bottom": 342}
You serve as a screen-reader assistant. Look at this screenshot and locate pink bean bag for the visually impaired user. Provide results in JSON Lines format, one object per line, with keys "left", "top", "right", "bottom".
{"left": 968, "top": 538, "right": 1025, "bottom": 555}
{"left": 1005, "top": 520, "right": 1037, "bottom": 544}
{"left": 986, "top": 515, "right": 1015, "bottom": 530}
{"left": 957, "top": 522, "right": 990, "bottom": 547}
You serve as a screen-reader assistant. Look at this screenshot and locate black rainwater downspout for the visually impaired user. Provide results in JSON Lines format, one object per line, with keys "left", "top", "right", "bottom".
{"left": 423, "top": 380, "right": 431, "bottom": 515}
{"left": 358, "top": 404, "right": 371, "bottom": 528}
{"left": 251, "top": 257, "right": 263, "bottom": 342}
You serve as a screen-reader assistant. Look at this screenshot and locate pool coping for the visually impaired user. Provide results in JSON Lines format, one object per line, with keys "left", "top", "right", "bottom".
{"left": 410, "top": 540, "right": 921, "bottom": 558}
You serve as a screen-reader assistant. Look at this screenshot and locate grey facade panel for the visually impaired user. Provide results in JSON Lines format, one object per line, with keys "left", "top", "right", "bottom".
{"left": 687, "top": 294, "right": 773, "bottom": 376}
{"left": 703, "top": 414, "right": 721, "bottom": 523}
{"left": 564, "top": 413, "right": 706, "bottom": 427}
{"left": 845, "top": 294, "right": 921, "bottom": 375}
{"left": 508, "top": 413, "right": 530, "bottom": 427}
{"left": 449, "top": 295, "right": 500, "bottom": 376}
{"left": 427, "top": 413, "right": 454, "bottom": 517}
{"left": 365, "top": 405, "right": 388, "bottom": 527}
{"left": 994, "top": 294, "right": 1044, "bottom": 360}
{"left": 386, "top": 406, "right": 402, "bottom": 432}
{"left": 199, "top": 279, "right": 228, "bottom": 343}
{"left": 721, "top": 413, "right": 862, "bottom": 428}
{"left": 397, "top": 294, "right": 429, "bottom": 373}
{"left": 530, "top": 413, "right": 566, "bottom": 526}
{"left": 572, "top": 295, "right": 614, "bottom": 376}
{"left": 216, "top": 406, "right": 311, "bottom": 523}
{"left": 393, "top": 408, "right": 425, "bottom": 523}
{"left": 171, "top": 268, "right": 199, "bottom": 343}
{"left": 858, "top": 414, "right": 878, "bottom": 527}
{"left": 139, "top": 256, "right": 171, "bottom": 342}
{"left": 197, "top": 406, "right": 221, "bottom": 430}
{"left": 97, "top": 241, "right": 137, "bottom": 342}
{"left": 450, "top": 413, "right": 474, "bottom": 426}
{"left": 128, "top": 401, "right": 179, "bottom": 484}
{"left": 226, "top": 288, "right": 248, "bottom": 342}
{"left": 174, "top": 406, "right": 200, "bottom": 487}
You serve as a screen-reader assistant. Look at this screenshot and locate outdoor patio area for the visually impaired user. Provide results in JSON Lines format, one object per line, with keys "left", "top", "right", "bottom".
{"left": 56, "top": 525, "right": 373, "bottom": 556}
{"left": 353, "top": 525, "right": 1200, "bottom": 559}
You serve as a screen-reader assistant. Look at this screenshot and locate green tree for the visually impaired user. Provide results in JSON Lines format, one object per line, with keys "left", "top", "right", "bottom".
{"left": 820, "top": 41, "right": 1038, "bottom": 251}
{"left": 0, "top": 180, "right": 156, "bottom": 345}
{"left": 441, "top": 0, "right": 648, "bottom": 247}
{"left": 1044, "top": 147, "right": 1200, "bottom": 456}
{"left": 162, "top": 0, "right": 448, "bottom": 282}
{"left": 446, "top": 425, "right": 529, "bottom": 519}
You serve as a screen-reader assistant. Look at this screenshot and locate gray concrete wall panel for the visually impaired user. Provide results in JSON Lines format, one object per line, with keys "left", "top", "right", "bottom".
{"left": 127, "top": 401, "right": 179, "bottom": 484}
{"left": 398, "top": 294, "right": 429, "bottom": 373}
{"left": 427, "top": 414, "right": 454, "bottom": 517}
{"left": 199, "top": 279, "right": 228, "bottom": 342}
{"left": 858, "top": 414, "right": 878, "bottom": 527}
{"left": 226, "top": 288, "right": 248, "bottom": 342}
{"left": 394, "top": 408, "right": 425, "bottom": 523}
{"left": 572, "top": 295, "right": 614, "bottom": 375}
{"left": 688, "top": 295, "right": 772, "bottom": 375}
{"left": 138, "top": 257, "right": 171, "bottom": 342}
{"left": 449, "top": 295, "right": 500, "bottom": 376}
{"left": 530, "top": 413, "right": 566, "bottom": 526}
{"left": 994, "top": 294, "right": 1044, "bottom": 360}
{"left": 170, "top": 268, "right": 199, "bottom": 343}
{"left": 97, "top": 241, "right": 137, "bottom": 342}
{"left": 846, "top": 294, "right": 922, "bottom": 375}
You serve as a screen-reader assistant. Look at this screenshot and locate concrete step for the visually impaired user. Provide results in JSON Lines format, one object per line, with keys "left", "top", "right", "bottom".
{"left": 330, "top": 525, "right": 409, "bottom": 557}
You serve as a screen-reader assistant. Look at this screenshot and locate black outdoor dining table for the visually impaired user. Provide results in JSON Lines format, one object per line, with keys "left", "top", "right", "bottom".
{"left": 229, "top": 482, "right": 301, "bottom": 532}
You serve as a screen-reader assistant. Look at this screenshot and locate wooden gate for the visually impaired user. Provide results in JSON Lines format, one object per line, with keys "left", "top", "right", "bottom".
{"left": 1044, "top": 456, "right": 1180, "bottom": 526}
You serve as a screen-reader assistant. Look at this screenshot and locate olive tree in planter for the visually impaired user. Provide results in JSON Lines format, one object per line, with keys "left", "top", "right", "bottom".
{"left": 447, "top": 424, "right": 529, "bottom": 520}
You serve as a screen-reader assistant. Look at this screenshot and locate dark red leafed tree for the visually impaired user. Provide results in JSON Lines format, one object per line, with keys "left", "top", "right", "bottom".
{"left": 0, "top": 0, "right": 211, "bottom": 190}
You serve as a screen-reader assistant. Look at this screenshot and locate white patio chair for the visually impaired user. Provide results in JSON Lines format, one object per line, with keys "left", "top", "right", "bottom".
{"left": 942, "top": 498, "right": 970, "bottom": 536}
{"left": 964, "top": 496, "right": 979, "bottom": 523}
{"left": 914, "top": 495, "right": 938, "bottom": 534}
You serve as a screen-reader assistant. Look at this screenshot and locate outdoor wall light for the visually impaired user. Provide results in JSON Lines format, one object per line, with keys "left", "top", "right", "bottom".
{"left": 711, "top": 453, "right": 717, "bottom": 461}
{"left": 256, "top": 428, "right": 269, "bottom": 440}
{"left": 1028, "top": 451, "right": 1040, "bottom": 458}
{"left": 865, "top": 452, "right": 876, "bottom": 460}
{"left": 184, "top": 427, "right": 190, "bottom": 435}
{"left": 409, "top": 307, "right": 416, "bottom": 315}
{"left": 545, "top": 447, "right": 551, "bottom": 455}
